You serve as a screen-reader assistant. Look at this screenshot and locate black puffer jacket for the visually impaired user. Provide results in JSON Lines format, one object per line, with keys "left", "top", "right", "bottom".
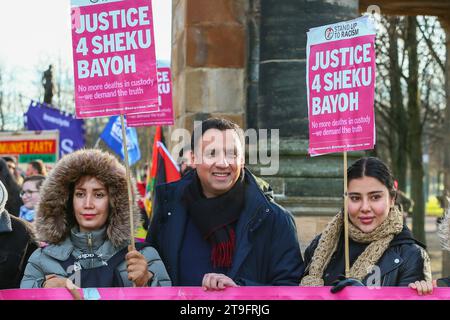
{"left": 302, "top": 226, "right": 431, "bottom": 286}
{"left": 0, "top": 207, "right": 37, "bottom": 289}
{"left": 0, "top": 179, "right": 37, "bottom": 289}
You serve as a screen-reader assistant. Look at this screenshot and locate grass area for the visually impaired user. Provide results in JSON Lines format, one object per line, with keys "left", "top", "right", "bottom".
{"left": 426, "top": 196, "right": 444, "bottom": 217}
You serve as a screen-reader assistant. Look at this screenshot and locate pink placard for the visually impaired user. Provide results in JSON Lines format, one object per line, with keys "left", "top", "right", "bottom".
{"left": 127, "top": 67, "right": 174, "bottom": 127}
{"left": 1, "top": 287, "right": 449, "bottom": 300}
{"left": 307, "top": 18, "right": 376, "bottom": 156}
{"left": 71, "top": 0, "right": 159, "bottom": 118}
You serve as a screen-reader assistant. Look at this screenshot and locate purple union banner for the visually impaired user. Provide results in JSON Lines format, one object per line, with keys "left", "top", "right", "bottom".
{"left": 24, "top": 101, "right": 85, "bottom": 157}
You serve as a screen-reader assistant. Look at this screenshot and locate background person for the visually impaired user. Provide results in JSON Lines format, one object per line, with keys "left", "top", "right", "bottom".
{"left": 178, "top": 143, "right": 195, "bottom": 177}
{"left": 19, "top": 175, "right": 45, "bottom": 223}
{"left": 0, "top": 180, "right": 37, "bottom": 289}
{"left": 0, "top": 158, "right": 23, "bottom": 217}
{"left": 26, "top": 160, "right": 47, "bottom": 177}
{"left": 410, "top": 196, "right": 450, "bottom": 294}
{"left": 2, "top": 156, "right": 24, "bottom": 185}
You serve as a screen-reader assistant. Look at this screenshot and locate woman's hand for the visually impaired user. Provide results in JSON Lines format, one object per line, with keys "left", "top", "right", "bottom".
{"left": 43, "top": 274, "right": 82, "bottom": 300}
{"left": 43, "top": 274, "right": 70, "bottom": 288}
{"left": 409, "top": 280, "right": 436, "bottom": 295}
{"left": 202, "top": 273, "right": 238, "bottom": 291}
{"left": 126, "top": 245, "right": 153, "bottom": 287}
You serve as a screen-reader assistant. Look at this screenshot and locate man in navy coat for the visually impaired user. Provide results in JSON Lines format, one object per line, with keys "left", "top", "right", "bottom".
{"left": 147, "top": 118, "right": 304, "bottom": 289}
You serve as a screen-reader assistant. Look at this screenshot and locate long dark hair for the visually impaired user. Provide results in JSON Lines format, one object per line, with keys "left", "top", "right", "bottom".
{"left": 347, "top": 157, "right": 397, "bottom": 199}
{"left": 0, "top": 158, "right": 23, "bottom": 216}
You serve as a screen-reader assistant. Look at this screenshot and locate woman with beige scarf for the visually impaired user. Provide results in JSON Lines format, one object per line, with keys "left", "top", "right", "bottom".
{"left": 301, "top": 157, "right": 431, "bottom": 289}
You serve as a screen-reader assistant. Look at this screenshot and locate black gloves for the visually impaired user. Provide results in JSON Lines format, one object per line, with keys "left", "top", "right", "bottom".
{"left": 330, "top": 276, "right": 364, "bottom": 293}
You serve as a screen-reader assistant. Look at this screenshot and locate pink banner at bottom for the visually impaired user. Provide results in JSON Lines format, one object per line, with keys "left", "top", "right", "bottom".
{"left": 1, "top": 286, "right": 449, "bottom": 300}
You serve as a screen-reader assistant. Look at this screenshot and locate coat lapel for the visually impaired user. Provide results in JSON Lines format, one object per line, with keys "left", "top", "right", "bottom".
{"left": 228, "top": 172, "right": 270, "bottom": 279}
{"left": 372, "top": 232, "right": 418, "bottom": 282}
{"left": 228, "top": 208, "right": 253, "bottom": 279}
{"left": 163, "top": 184, "right": 188, "bottom": 284}
{"left": 377, "top": 250, "right": 404, "bottom": 278}
{"left": 362, "top": 249, "right": 404, "bottom": 286}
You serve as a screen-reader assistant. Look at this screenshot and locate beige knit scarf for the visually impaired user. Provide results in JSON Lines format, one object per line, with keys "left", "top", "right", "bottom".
{"left": 301, "top": 206, "right": 403, "bottom": 286}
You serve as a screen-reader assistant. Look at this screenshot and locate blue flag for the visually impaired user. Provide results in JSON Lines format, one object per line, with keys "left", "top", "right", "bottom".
{"left": 24, "top": 100, "right": 85, "bottom": 157}
{"left": 100, "top": 116, "right": 141, "bottom": 166}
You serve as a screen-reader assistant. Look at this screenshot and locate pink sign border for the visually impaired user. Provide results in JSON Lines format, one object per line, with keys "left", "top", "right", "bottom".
{"left": 1, "top": 286, "right": 449, "bottom": 300}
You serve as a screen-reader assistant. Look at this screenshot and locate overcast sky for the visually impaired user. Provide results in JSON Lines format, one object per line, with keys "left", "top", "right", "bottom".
{"left": 0, "top": 0, "right": 171, "bottom": 129}
{"left": 0, "top": 0, "right": 172, "bottom": 69}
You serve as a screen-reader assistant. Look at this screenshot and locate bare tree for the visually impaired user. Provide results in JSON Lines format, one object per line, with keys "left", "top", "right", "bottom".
{"left": 375, "top": 15, "right": 446, "bottom": 244}
{"left": 374, "top": 16, "right": 409, "bottom": 187}
{"left": 406, "top": 17, "right": 425, "bottom": 243}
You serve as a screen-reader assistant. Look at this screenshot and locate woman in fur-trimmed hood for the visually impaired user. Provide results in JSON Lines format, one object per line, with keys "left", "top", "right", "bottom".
{"left": 21, "top": 149, "right": 171, "bottom": 289}
{"left": 301, "top": 157, "right": 431, "bottom": 290}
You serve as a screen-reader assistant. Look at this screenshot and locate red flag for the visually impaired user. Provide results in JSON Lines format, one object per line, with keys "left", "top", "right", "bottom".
{"left": 144, "top": 126, "right": 180, "bottom": 217}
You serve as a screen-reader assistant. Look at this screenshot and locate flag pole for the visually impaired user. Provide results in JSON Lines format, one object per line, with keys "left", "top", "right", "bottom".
{"left": 143, "top": 127, "right": 155, "bottom": 218}
{"left": 120, "top": 114, "right": 136, "bottom": 251}
{"left": 343, "top": 151, "right": 350, "bottom": 277}
{"left": 93, "top": 137, "right": 101, "bottom": 149}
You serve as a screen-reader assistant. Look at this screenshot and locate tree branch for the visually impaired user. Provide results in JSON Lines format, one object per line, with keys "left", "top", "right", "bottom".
{"left": 417, "top": 20, "right": 445, "bottom": 73}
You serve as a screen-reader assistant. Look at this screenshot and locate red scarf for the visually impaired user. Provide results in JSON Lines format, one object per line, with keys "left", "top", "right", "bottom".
{"left": 183, "top": 171, "right": 245, "bottom": 268}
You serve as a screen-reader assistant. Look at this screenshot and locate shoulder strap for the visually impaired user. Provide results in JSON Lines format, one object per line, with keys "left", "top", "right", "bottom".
{"left": 59, "top": 255, "right": 76, "bottom": 273}
{"left": 59, "top": 242, "right": 152, "bottom": 273}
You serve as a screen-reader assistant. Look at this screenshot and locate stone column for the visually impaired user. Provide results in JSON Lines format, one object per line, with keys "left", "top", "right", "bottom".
{"left": 247, "top": 0, "right": 361, "bottom": 248}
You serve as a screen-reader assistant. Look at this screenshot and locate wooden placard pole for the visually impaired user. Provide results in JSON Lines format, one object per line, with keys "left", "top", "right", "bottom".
{"left": 119, "top": 114, "right": 136, "bottom": 251}
{"left": 343, "top": 151, "right": 350, "bottom": 278}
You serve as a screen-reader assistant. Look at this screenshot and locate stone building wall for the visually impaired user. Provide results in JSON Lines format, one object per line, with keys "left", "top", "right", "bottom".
{"left": 171, "top": 0, "right": 360, "bottom": 250}
{"left": 171, "top": 0, "right": 247, "bottom": 136}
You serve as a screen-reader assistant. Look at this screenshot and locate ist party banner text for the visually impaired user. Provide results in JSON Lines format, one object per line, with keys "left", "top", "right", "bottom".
{"left": 307, "top": 16, "right": 376, "bottom": 156}
{"left": 71, "top": 0, "right": 159, "bottom": 118}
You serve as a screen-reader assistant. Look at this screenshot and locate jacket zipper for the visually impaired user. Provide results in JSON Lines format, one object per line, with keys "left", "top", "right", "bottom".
{"left": 87, "top": 233, "right": 94, "bottom": 268}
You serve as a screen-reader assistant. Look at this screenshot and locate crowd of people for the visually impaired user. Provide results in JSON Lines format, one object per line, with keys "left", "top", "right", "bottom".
{"left": 0, "top": 118, "right": 448, "bottom": 297}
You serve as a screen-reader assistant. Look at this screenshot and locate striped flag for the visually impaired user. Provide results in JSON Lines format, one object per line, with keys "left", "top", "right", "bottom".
{"left": 144, "top": 126, "right": 181, "bottom": 219}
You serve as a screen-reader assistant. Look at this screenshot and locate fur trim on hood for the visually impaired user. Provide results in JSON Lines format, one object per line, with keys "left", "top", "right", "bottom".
{"left": 36, "top": 149, "right": 140, "bottom": 248}
{"left": 0, "top": 180, "right": 8, "bottom": 214}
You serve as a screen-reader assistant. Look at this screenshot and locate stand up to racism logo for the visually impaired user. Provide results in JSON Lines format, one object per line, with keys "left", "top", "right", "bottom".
{"left": 325, "top": 27, "right": 334, "bottom": 40}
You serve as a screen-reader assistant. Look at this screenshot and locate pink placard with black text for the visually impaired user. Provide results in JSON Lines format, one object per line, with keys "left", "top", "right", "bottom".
{"left": 71, "top": 0, "right": 159, "bottom": 118}
{"left": 307, "top": 16, "right": 376, "bottom": 156}
{"left": 127, "top": 67, "right": 174, "bottom": 127}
